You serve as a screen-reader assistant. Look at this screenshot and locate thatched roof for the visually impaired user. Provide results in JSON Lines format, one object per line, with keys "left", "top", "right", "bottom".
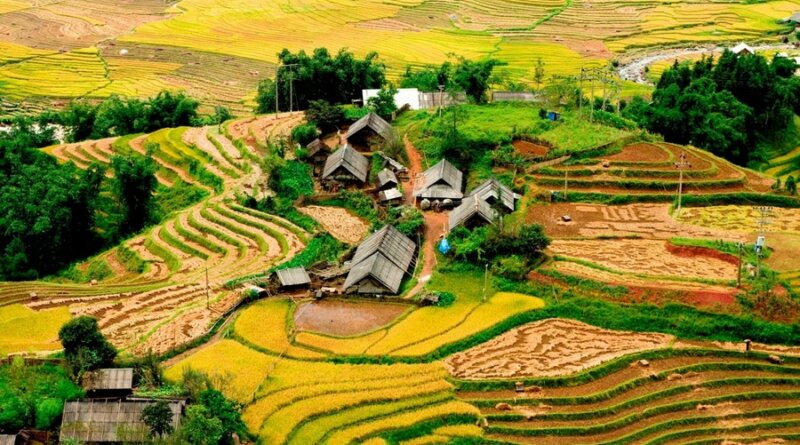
{"left": 306, "top": 138, "right": 328, "bottom": 157}
{"left": 466, "top": 178, "right": 519, "bottom": 212}
{"left": 377, "top": 168, "right": 398, "bottom": 189}
{"left": 275, "top": 267, "right": 311, "bottom": 287}
{"left": 61, "top": 399, "right": 183, "bottom": 443}
{"left": 344, "top": 225, "right": 416, "bottom": 294}
{"left": 414, "top": 159, "right": 463, "bottom": 200}
{"left": 448, "top": 195, "right": 498, "bottom": 231}
{"left": 84, "top": 368, "right": 133, "bottom": 392}
{"left": 322, "top": 145, "right": 369, "bottom": 182}
{"left": 346, "top": 112, "right": 394, "bottom": 141}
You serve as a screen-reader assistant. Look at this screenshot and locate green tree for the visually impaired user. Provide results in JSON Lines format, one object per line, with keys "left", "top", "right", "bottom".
{"left": 305, "top": 100, "right": 345, "bottom": 133}
{"left": 178, "top": 405, "right": 223, "bottom": 445}
{"left": 111, "top": 155, "right": 158, "bottom": 236}
{"left": 142, "top": 401, "right": 175, "bottom": 438}
{"left": 367, "top": 84, "right": 398, "bottom": 120}
{"left": 197, "top": 389, "right": 246, "bottom": 445}
{"left": 61, "top": 100, "right": 99, "bottom": 142}
{"left": 786, "top": 175, "right": 797, "bottom": 195}
{"left": 58, "top": 316, "right": 117, "bottom": 377}
{"left": 533, "top": 57, "right": 546, "bottom": 92}
{"left": 451, "top": 57, "right": 503, "bottom": 103}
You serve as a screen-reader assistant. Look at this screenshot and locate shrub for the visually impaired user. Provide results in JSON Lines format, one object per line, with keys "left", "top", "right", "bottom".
{"left": 492, "top": 255, "right": 529, "bottom": 280}
{"left": 291, "top": 123, "right": 318, "bottom": 146}
{"left": 306, "top": 100, "right": 346, "bottom": 132}
{"left": 435, "top": 291, "right": 456, "bottom": 307}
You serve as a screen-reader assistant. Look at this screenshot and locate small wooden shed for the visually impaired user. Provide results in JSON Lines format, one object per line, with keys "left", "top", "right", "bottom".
{"left": 376, "top": 168, "right": 399, "bottom": 191}
{"left": 275, "top": 267, "right": 311, "bottom": 289}
{"left": 83, "top": 368, "right": 134, "bottom": 399}
{"left": 322, "top": 145, "right": 369, "bottom": 184}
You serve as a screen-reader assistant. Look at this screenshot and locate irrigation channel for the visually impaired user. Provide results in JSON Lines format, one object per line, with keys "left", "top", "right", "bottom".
{"left": 618, "top": 43, "right": 797, "bottom": 84}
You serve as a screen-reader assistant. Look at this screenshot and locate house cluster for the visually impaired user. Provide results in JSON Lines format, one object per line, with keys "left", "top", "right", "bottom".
{"left": 59, "top": 368, "right": 184, "bottom": 444}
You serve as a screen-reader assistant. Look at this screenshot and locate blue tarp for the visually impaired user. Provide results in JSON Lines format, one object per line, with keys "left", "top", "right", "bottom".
{"left": 438, "top": 238, "right": 451, "bottom": 255}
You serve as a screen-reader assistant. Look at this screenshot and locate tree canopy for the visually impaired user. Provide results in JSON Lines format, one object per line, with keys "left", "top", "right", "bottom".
{"left": 58, "top": 316, "right": 117, "bottom": 377}
{"left": 400, "top": 56, "right": 504, "bottom": 103}
{"left": 624, "top": 52, "right": 800, "bottom": 165}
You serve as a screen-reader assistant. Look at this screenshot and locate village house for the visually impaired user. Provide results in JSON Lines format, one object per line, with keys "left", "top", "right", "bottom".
{"left": 343, "top": 225, "right": 416, "bottom": 295}
{"left": 376, "top": 168, "right": 399, "bottom": 191}
{"left": 345, "top": 112, "right": 395, "bottom": 150}
{"left": 304, "top": 138, "right": 330, "bottom": 173}
{"left": 83, "top": 368, "right": 134, "bottom": 399}
{"left": 413, "top": 158, "right": 464, "bottom": 209}
{"left": 448, "top": 179, "right": 520, "bottom": 231}
{"left": 275, "top": 266, "right": 311, "bottom": 290}
{"left": 322, "top": 145, "right": 369, "bottom": 186}
{"left": 60, "top": 399, "right": 184, "bottom": 444}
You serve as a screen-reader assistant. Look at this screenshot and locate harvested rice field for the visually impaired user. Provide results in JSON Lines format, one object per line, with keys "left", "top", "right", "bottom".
{"left": 294, "top": 300, "right": 411, "bottom": 336}
{"left": 298, "top": 205, "right": 370, "bottom": 245}
{"left": 527, "top": 202, "right": 743, "bottom": 241}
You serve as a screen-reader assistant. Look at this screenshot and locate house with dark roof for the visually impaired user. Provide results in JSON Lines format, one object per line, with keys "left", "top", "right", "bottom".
{"left": 376, "top": 168, "right": 399, "bottom": 191}
{"left": 343, "top": 226, "right": 416, "bottom": 295}
{"left": 60, "top": 399, "right": 184, "bottom": 444}
{"left": 322, "top": 145, "right": 369, "bottom": 184}
{"left": 83, "top": 368, "right": 134, "bottom": 399}
{"left": 413, "top": 159, "right": 463, "bottom": 206}
{"left": 448, "top": 179, "right": 520, "bottom": 231}
{"left": 305, "top": 138, "right": 330, "bottom": 170}
{"left": 275, "top": 267, "right": 311, "bottom": 289}
{"left": 346, "top": 112, "right": 395, "bottom": 150}
{"left": 378, "top": 188, "right": 403, "bottom": 205}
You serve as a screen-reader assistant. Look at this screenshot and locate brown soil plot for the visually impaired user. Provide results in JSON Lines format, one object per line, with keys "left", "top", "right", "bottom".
{"left": 299, "top": 205, "right": 370, "bottom": 244}
{"left": 294, "top": 300, "right": 410, "bottom": 336}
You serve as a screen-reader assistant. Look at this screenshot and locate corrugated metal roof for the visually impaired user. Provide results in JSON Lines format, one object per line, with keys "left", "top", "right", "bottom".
{"left": 448, "top": 195, "right": 498, "bottom": 231}
{"left": 276, "top": 267, "right": 311, "bottom": 286}
{"left": 466, "top": 178, "right": 519, "bottom": 212}
{"left": 322, "top": 145, "right": 369, "bottom": 182}
{"left": 377, "top": 168, "right": 398, "bottom": 188}
{"left": 344, "top": 225, "right": 416, "bottom": 294}
{"left": 379, "top": 188, "right": 403, "bottom": 202}
{"left": 61, "top": 399, "right": 182, "bottom": 443}
{"left": 85, "top": 368, "right": 133, "bottom": 391}
{"left": 346, "top": 112, "right": 395, "bottom": 141}
{"left": 414, "top": 159, "right": 463, "bottom": 200}
{"left": 306, "top": 138, "right": 327, "bottom": 157}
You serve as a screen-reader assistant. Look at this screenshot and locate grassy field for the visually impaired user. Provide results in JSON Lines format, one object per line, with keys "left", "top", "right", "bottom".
{"left": 0, "top": 304, "right": 70, "bottom": 356}
{"left": 0, "top": 0, "right": 796, "bottom": 110}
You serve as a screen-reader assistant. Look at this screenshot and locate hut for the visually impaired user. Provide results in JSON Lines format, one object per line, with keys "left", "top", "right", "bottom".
{"left": 322, "top": 145, "right": 369, "bottom": 185}
{"left": 343, "top": 225, "right": 416, "bottom": 295}
{"left": 305, "top": 139, "right": 330, "bottom": 171}
{"left": 83, "top": 368, "right": 134, "bottom": 399}
{"left": 467, "top": 178, "right": 520, "bottom": 213}
{"left": 378, "top": 188, "right": 403, "bottom": 205}
{"left": 731, "top": 43, "right": 755, "bottom": 56}
{"left": 413, "top": 159, "right": 463, "bottom": 208}
{"left": 345, "top": 112, "right": 395, "bottom": 150}
{"left": 60, "top": 399, "right": 183, "bottom": 444}
{"left": 376, "top": 168, "right": 399, "bottom": 191}
{"left": 275, "top": 267, "right": 311, "bottom": 289}
{"left": 377, "top": 151, "right": 408, "bottom": 176}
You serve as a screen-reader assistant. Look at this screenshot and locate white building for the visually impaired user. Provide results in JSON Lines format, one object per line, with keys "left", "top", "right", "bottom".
{"left": 362, "top": 88, "right": 421, "bottom": 110}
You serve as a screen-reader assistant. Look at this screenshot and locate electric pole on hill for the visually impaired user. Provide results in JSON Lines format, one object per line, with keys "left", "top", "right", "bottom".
{"left": 753, "top": 206, "right": 774, "bottom": 278}
{"left": 674, "top": 151, "right": 691, "bottom": 215}
{"left": 274, "top": 63, "right": 298, "bottom": 119}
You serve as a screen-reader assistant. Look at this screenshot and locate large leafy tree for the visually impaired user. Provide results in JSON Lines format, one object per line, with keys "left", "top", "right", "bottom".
{"left": 142, "top": 401, "right": 175, "bottom": 438}
{"left": 111, "top": 154, "right": 158, "bottom": 236}
{"left": 58, "top": 316, "right": 117, "bottom": 377}
{"left": 256, "top": 48, "right": 386, "bottom": 112}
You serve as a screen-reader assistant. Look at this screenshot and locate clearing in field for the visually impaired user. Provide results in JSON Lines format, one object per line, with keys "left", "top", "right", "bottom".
{"left": 299, "top": 205, "right": 370, "bottom": 245}
{"left": 445, "top": 318, "right": 674, "bottom": 379}
{"left": 294, "top": 299, "right": 410, "bottom": 337}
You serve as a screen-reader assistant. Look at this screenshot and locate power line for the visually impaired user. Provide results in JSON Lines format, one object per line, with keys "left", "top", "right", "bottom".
{"left": 674, "top": 151, "right": 691, "bottom": 215}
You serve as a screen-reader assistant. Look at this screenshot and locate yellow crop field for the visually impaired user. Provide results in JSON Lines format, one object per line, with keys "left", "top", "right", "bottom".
{"left": 165, "top": 339, "right": 275, "bottom": 402}
{"left": 0, "top": 304, "right": 70, "bottom": 356}
{"left": 233, "top": 299, "right": 292, "bottom": 354}
{"left": 0, "top": 48, "right": 108, "bottom": 99}
{"left": 294, "top": 330, "right": 386, "bottom": 355}
{"left": 324, "top": 400, "right": 480, "bottom": 444}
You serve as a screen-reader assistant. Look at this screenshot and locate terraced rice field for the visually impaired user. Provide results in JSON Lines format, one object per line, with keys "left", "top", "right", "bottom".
{"left": 1, "top": 0, "right": 795, "bottom": 110}
{"left": 530, "top": 142, "right": 774, "bottom": 196}
{"left": 0, "top": 114, "right": 309, "bottom": 354}
{"left": 448, "top": 319, "right": 800, "bottom": 445}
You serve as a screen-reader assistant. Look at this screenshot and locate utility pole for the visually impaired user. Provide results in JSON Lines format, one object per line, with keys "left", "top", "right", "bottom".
{"left": 578, "top": 67, "right": 584, "bottom": 119}
{"left": 288, "top": 69, "right": 294, "bottom": 113}
{"left": 274, "top": 63, "right": 298, "bottom": 119}
{"left": 736, "top": 242, "right": 743, "bottom": 287}
{"left": 674, "top": 151, "right": 691, "bottom": 215}
{"left": 753, "top": 206, "right": 774, "bottom": 278}
{"left": 589, "top": 71, "right": 595, "bottom": 122}
{"left": 438, "top": 84, "right": 445, "bottom": 118}
{"left": 482, "top": 263, "right": 489, "bottom": 303}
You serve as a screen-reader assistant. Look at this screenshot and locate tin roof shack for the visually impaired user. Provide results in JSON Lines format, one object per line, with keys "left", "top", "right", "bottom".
{"left": 413, "top": 159, "right": 463, "bottom": 208}
{"left": 343, "top": 226, "right": 416, "bottom": 295}
{"left": 322, "top": 145, "right": 369, "bottom": 186}
{"left": 346, "top": 112, "right": 395, "bottom": 151}
{"left": 60, "top": 399, "right": 183, "bottom": 444}
{"left": 275, "top": 267, "right": 311, "bottom": 290}
{"left": 305, "top": 139, "right": 330, "bottom": 171}
{"left": 378, "top": 188, "right": 403, "bottom": 205}
{"left": 83, "top": 368, "right": 134, "bottom": 399}
{"left": 449, "top": 179, "right": 520, "bottom": 231}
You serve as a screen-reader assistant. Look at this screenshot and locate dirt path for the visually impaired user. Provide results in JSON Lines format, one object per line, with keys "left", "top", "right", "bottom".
{"left": 402, "top": 133, "right": 440, "bottom": 299}
{"left": 618, "top": 43, "right": 796, "bottom": 84}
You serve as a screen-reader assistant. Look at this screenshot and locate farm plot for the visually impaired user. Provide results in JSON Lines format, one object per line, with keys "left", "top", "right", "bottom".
{"left": 549, "top": 239, "right": 738, "bottom": 283}
{"left": 294, "top": 299, "right": 410, "bottom": 336}
{"left": 0, "top": 304, "right": 71, "bottom": 356}
{"left": 298, "top": 206, "right": 370, "bottom": 245}
{"left": 527, "top": 202, "right": 742, "bottom": 241}
{"left": 458, "top": 346, "right": 800, "bottom": 445}
{"left": 445, "top": 318, "right": 674, "bottom": 380}
{"left": 678, "top": 206, "right": 800, "bottom": 235}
